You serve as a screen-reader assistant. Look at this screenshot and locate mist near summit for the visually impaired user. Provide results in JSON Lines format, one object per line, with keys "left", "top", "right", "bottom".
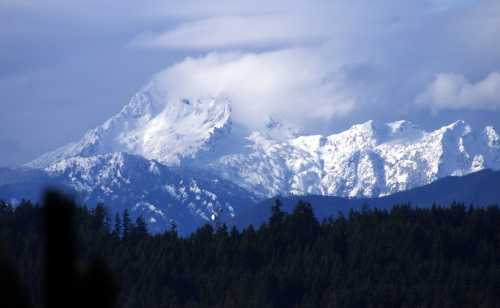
{"left": 1, "top": 0, "right": 500, "bottom": 165}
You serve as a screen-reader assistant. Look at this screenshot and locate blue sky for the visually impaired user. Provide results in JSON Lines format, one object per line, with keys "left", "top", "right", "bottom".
{"left": 1, "top": 0, "right": 499, "bottom": 166}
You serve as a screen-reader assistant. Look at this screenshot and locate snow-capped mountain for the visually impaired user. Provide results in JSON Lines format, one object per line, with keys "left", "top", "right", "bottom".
{"left": 28, "top": 80, "right": 233, "bottom": 168}
{"left": 2, "top": 155, "right": 256, "bottom": 234}
{"left": 18, "top": 73, "right": 500, "bottom": 231}
{"left": 23, "top": 152, "right": 255, "bottom": 234}
{"left": 212, "top": 119, "right": 500, "bottom": 198}
{"left": 28, "top": 75, "right": 500, "bottom": 199}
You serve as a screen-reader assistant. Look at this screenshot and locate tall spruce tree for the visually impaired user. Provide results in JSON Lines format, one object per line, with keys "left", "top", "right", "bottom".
{"left": 122, "top": 210, "right": 131, "bottom": 240}
{"left": 133, "top": 216, "right": 148, "bottom": 239}
{"left": 269, "top": 198, "right": 285, "bottom": 229}
{"left": 112, "top": 213, "right": 121, "bottom": 239}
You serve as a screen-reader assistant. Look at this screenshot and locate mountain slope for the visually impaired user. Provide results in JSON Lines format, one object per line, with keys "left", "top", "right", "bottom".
{"left": 239, "top": 168, "right": 500, "bottom": 227}
{"left": 210, "top": 119, "right": 500, "bottom": 198}
{"left": 27, "top": 78, "right": 234, "bottom": 168}
{"left": 26, "top": 71, "right": 500, "bottom": 199}
{"left": 0, "top": 167, "right": 59, "bottom": 204}
{"left": 5, "top": 153, "right": 257, "bottom": 234}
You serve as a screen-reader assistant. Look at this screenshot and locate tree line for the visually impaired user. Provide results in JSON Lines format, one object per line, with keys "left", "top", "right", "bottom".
{"left": 0, "top": 192, "right": 499, "bottom": 308}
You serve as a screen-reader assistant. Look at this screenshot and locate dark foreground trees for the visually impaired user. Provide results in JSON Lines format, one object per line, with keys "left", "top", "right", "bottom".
{"left": 0, "top": 194, "right": 499, "bottom": 308}
{"left": 0, "top": 192, "right": 117, "bottom": 308}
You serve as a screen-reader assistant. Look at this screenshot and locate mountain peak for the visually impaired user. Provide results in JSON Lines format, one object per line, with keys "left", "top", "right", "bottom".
{"left": 211, "top": 119, "right": 500, "bottom": 198}
{"left": 139, "top": 96, "right": 232, "bottom": 165}
{"left": 25, "top": 70, "right": 500, "bottom": 202}
{"left": 483, "top": 126, "right": 499, "bottom": 147}
{"left": 387, "top": 120, "right": 416, "bottom": 131}
{"left": 343, "top": 120, "right": 401, "bottom": 145}
{"left": 262, "top": 116, "right": 299, "bottom": 140}
{"left": 442, "top": 119, "right": 469, "bottom": 131}
{"left": 28, "top": 88, "right": 233, "bottom": 168}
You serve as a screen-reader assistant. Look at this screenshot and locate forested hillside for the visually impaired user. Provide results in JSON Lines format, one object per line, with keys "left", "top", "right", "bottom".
{"left": 1, "top": 193, "right": 500, "bottom": 308}
{"left": 241, "top": 169, "right": 500, "bottom": 227}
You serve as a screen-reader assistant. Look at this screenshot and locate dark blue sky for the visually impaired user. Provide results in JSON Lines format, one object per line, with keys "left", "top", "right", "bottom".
{"left": 1, "top": 0, "right": 499, "bottom": 166}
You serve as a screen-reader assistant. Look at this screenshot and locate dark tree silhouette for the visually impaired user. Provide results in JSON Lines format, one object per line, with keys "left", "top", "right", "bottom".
{"left": 0, "top": 190, "right": 117, "bottom": 308}
{"left": 0, "top": 255, "right": 29, "bottom": 308}
{"left": 1, "top": 193, "right": 500, "bottom": 308}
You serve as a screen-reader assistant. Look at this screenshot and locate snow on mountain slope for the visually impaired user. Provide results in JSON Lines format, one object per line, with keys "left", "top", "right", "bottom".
{"left": 45, "top": 152, "right": 256, "bottom": 234}
{"left": 27, "top": 73, "right": 500, "bottom": 202}
{"left": 28, "top": 78, "right": 233, "bottom": 168}
{"left": 210, "top": 119, "right": 500, "bottom": 198}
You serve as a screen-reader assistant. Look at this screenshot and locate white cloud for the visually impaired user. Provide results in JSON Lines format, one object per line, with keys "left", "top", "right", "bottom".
{"left": 132, "top": 14, "right": 328, "bottom": 50}
{"left": 4, "top": 0, "right": 500, "bottom": 167}
{"left": 149, "top": 0, "right": 301, "bottom": 18}
{"left": 416, "top": 72, "right": 500, "bottom": 111}
{"left": 130, "top": 1, "right": 425, "bottom": 51}
{"left": 152, "top": 49, "right": 356, "bottom": 130}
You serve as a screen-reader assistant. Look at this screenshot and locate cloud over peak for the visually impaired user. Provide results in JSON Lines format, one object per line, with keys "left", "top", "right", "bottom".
{"left": 416, "top": 72, "right": 500, "bottom": 111}
{"left": 2, "top": 0, "right": 500, "bottom": 166}
{"left": 132, "top": 14, "right": 328, "bottom": 50}
{"left": 153, "top": 49, "right": 356, "bottom": 130}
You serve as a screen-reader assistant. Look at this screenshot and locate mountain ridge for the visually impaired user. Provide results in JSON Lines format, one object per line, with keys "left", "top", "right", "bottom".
{"left": 11, "top": 73, "right": 500, "bottom": 232}
{"left": 238, "top": 168, "right": 500, "bottom": 228}
{"left": 26, "top": 74, "right": 500, "bottom": 199}
{"left": 8, "top": 152, "right": 257, "bottom": 234}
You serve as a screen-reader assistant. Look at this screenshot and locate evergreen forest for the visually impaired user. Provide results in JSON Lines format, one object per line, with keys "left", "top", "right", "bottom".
{"left": 0, "top": 191, "right": 499, "bottom": 308}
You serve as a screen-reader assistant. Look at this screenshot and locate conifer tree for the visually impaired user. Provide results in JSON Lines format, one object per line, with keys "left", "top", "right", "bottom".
{"left": 133, "top": 216, "right": 148, "bottom": 239}
{"left": 1, "top": 192, "right": 500, "bottom": 308}
{"left": 269, "top": 198, "right": 285, "bottom": 229}
{"left": 92, "top": 203, "right": 107, "bottom": 231}
{"left": 112, "top": 213, "right": 121, "bottom": 239}
{"left": 122, "top": 210, "right": 131, "bottom": 240}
